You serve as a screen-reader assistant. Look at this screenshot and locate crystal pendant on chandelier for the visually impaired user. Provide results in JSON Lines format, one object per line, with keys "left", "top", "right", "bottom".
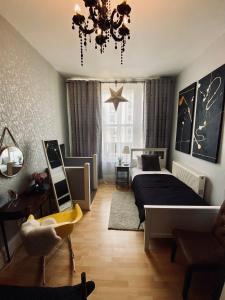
{"left": 72, "top": 0, "right": 131, "bottom": 66}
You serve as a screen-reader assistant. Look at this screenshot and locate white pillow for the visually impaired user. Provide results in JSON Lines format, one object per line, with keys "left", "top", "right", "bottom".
{"left": 131, "top": 159, "right": 137, "bottom": 168}
{"left": 137, "top": 156, "right": 142, "bottom": 169}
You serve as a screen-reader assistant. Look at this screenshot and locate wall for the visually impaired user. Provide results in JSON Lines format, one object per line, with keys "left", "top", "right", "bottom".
{"left": 170, "top": 32, "right": 225, "bottom": 205}
{"left": 0, "top": 15, "right": 68, "bottom": 255}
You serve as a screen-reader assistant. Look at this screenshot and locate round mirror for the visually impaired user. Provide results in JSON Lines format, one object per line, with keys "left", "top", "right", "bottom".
{"left": 0, "top": 146, "right": 24, "bottom": 177}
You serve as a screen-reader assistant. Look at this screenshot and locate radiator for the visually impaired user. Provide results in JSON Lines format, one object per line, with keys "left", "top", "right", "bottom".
{"left": 172, "top": 161, "right": 206, "bottom": 198}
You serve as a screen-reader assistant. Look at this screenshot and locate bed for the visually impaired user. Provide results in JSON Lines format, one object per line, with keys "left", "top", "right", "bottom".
{"left": 130, "top": 148, "right": 220, "bottom": 249}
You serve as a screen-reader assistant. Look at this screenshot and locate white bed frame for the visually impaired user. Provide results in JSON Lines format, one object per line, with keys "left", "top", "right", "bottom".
{"left": 130, "top": 148, "right": 220, "bottom": 250}
{"left": 144, "top": 160, "right": 220, "bottom": 250}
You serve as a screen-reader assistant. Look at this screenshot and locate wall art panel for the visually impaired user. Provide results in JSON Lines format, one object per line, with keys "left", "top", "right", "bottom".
{"left": 175, "top": 83, "right": 196, "bottom": 154}
{"left": 192, "top": 64, "right": 225, "bottom": 163}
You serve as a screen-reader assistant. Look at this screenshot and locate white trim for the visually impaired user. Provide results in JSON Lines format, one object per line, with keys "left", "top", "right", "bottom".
{"left": 84, "top": 163, "right": 91, "bottom": 210}
{"left": 65, "top": 166, "right": 84, "bottom": 170}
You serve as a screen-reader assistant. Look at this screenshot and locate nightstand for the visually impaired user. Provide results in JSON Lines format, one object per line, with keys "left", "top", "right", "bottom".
{"left": 115, "top": 165, "right": 130, "bottom": 187}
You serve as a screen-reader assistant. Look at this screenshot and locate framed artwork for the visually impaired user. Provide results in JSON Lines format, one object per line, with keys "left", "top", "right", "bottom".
{"left": 175, "top": 83, "right": 196, "bottom": 154}
{"left": 192, "top": 64, "right": 225, "bottom": 163}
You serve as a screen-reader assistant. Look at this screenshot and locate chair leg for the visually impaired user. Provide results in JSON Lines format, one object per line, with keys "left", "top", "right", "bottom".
{"left": 41, "top": 256, "right": 46, "bottom": 285}
{"left": 81, "top": 272, "right": 87, "bottom": 300}
{"left": 68, "top": 235, "right": 76, "bottom": 272}
{"left": 171, "top": 240, "right": 177, "bottom": 262}
{"left": 182, "top": 267, "right": 193, "bottom": 300}
{"left": 212, "top": 266, "right": 225, "bottom": 300}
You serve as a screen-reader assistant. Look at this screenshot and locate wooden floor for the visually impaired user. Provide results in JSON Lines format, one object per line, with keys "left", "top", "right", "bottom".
{"left": 0, "top": 184, "right": 216, "bottom": 299}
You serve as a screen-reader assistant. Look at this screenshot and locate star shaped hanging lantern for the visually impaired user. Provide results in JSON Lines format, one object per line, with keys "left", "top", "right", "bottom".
{"left": 104, "top": 87, "right": 129, "bottom": 110}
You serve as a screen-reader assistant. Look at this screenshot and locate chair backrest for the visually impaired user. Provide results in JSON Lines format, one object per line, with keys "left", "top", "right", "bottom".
{"left": 213, "top": 200, "right": 225, "bottom": 248}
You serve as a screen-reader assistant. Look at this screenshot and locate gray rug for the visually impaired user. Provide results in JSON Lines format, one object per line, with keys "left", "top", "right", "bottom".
{"left": 108, "top": 191, "right": 143, "bottom": 231}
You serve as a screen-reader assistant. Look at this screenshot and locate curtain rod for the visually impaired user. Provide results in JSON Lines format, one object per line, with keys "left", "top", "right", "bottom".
{"left": 100, "top": 80, "right": 145, "bottom": 83}
{"left": 66, "top": 77, "right": 161, "bottom": 83}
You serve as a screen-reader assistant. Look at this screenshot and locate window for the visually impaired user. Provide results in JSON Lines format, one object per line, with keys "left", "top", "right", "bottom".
{"left": 101, "top": 82, "right": 144, "bottom": 181}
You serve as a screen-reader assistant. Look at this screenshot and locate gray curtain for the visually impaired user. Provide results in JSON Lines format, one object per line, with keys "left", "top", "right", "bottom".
{"left": 67, "top": 80, "right": 102, "bottom": 178}
{"left": 144, "top": 78, "right": 175, "bottom": 148}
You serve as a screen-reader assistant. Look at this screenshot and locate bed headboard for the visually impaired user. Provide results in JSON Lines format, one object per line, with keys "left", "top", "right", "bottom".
{"left": 172, "top": 161, "right": 206, "bottom": 198}
{"left": 131, "top": 148, "right": 167, "bottom": 169}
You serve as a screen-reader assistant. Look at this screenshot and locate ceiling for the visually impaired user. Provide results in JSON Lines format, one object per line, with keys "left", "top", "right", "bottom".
{"left": 1, "top": 0, "right": 225, "bottom": 79}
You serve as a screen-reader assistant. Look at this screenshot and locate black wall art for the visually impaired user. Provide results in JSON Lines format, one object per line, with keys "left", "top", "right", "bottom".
{"left": 175, "top": 83, "right": 196, "bottom": 154}
{"left": 192, "top": 64, "right": 225, "bottom": 163}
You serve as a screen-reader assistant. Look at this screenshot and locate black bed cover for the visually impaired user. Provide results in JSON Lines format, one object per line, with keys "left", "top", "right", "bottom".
{"left": 132, "top": 174, "right": 208, "bottom": 223}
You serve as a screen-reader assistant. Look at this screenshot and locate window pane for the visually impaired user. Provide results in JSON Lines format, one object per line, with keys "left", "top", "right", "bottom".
{"left": 101, "top": 82, "right": 144, "bottom": 181}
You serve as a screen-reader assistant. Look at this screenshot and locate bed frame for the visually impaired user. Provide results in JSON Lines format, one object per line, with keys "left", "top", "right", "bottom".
{"left": 144, "top": 160, "right": 219, "bottom": 250}
{"left": 130, "top": 148, "right": 220, "bottom": 250}
{"left": 60, "top": 144, "right": 98, "bottom": 211}
{"left": 131, "top": 148, "right": 167, "bottom": 169}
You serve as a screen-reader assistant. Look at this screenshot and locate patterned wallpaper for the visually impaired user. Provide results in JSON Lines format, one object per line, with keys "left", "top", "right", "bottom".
{"left": 0, "top": 16, "right": 68, "bottom": 205}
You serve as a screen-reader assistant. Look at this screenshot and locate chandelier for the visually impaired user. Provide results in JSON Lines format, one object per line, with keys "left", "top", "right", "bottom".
{"left": 72, "top": 0, "right": 131, "bottom": 66}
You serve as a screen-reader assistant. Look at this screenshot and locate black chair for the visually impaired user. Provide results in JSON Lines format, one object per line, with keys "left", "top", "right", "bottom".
{"left": 0, "top": 272, "right": 95, "bottom": 300}
{"left": 171, "top": 200, "right": 225, "bottom": 300}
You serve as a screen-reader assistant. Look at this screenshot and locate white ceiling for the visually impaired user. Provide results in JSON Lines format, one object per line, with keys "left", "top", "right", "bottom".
{"left": 1, "top": 0, "right": 225, "bottom": 79}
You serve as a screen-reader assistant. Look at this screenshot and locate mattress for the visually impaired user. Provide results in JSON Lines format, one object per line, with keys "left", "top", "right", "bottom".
{"left": 130, "top": 167, "right": 171, "bottom": 181}
{"left": 131, "top": 173, "right": 208, "bottom": 224}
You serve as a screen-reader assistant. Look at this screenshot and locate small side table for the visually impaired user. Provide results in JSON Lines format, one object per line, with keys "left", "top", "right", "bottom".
{"left": 116, "top": 165, "right": 130, "bottom": 187}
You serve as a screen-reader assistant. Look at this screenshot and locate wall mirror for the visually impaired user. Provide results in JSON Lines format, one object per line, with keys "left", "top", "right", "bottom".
{"left": 0, "top": 146, "right": 24, "bottom": 177}
{"left": 0, "top": 127, "right": 24, "bottom": 178}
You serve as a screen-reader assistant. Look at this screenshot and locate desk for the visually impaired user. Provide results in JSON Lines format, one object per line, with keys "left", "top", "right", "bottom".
{"left": 0, "top": 191, "right": 50, "bottom": 262}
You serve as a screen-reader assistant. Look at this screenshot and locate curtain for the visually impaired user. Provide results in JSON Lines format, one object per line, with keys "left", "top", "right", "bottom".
{"left": 67, "top": 80, "right": 102, "bottom": 177}
{"left": 101, "top": 82, "right": 144, "bottom": 182}
{"left": 144, "top": 78, "right": 174, "bottom": 148}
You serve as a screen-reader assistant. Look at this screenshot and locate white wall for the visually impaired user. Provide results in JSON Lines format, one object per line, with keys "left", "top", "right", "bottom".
{"left": 170, "top": 32, "right": 225, "bottom": 205}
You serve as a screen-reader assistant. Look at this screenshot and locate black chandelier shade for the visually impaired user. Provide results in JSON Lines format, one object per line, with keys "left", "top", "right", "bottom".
{"left": 72, "top": 0, "right": 131, "bottom": 66}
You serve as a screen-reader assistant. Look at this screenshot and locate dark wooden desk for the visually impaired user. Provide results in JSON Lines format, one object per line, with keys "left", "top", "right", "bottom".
{"left": 0, "top": 191, "right": 50, "bottom": 262}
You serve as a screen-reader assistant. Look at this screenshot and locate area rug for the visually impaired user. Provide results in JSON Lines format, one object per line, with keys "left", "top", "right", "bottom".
{"left": 108, "top": 191, "right": 143, "bottom": 231}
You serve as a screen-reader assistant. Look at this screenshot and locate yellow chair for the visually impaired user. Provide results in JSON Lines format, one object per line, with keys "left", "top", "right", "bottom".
{"left": 22, "top": 204, "right": 83, "bottom": 284}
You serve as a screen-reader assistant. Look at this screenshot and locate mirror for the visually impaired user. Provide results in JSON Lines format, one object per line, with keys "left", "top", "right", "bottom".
{"left": 0, "top": 146, "right": 24, "bottom": 177}
{"left": 43, "top": 140, "right": 72, "bottom": 211}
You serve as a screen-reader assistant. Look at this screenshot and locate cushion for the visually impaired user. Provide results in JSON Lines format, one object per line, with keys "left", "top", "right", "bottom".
{"left": 21, "top": 219, "right": 61, "bottom": 256}
{"left": 137, "top": 156, "right": 142, "bottom": 169}
{"left": 141, "top": 154, "right": 161, "bottom": 171}
{"left": 130, "top": 159, "right": 137, "bottom": 168}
